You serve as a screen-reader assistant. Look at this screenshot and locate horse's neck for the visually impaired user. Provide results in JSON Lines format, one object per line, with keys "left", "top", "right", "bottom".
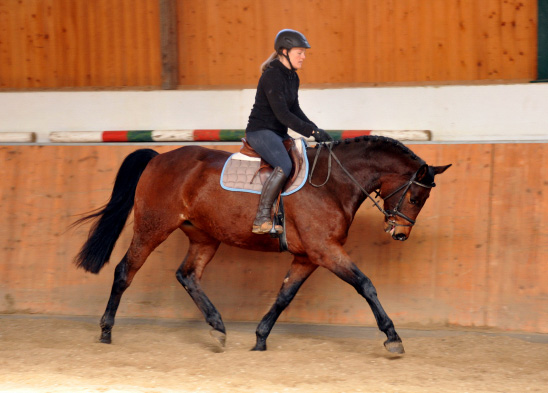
{"left": 315, "top": 143, "right": 417, "bottom": 216}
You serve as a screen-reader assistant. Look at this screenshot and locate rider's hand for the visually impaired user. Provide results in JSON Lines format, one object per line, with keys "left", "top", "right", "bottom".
{"left": 312, "top": 129, "right": 333, "bottom": 143}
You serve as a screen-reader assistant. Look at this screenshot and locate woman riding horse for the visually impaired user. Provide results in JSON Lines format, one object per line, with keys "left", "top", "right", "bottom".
{"left": 245, "top": 29, "right": 333, "bottom": 234}
{"left": 72, "top": 30, "right": 451, "bottom": 355}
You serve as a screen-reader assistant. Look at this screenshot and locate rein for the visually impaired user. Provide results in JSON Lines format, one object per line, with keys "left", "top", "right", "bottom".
{"left": 308, "top": 142, "right": 435, "bottom": 227}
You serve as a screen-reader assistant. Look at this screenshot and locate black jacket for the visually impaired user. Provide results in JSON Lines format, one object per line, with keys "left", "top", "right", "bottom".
{"left": 246, "top": 59, "right": 317, "bottom": 137}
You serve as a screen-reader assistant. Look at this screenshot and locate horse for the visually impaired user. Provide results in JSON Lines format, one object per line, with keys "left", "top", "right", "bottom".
{"left": 73, "top": 136, "right": 451, "bottom": 354}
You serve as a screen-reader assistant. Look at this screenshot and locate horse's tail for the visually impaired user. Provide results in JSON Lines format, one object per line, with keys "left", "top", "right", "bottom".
{"left": 73, "top": 148, "right": 159, "bottom": 274}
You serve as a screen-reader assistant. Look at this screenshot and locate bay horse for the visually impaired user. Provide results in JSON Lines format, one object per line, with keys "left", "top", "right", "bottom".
{"left": 74, "top": 136, "right": 450, "bottom": 354}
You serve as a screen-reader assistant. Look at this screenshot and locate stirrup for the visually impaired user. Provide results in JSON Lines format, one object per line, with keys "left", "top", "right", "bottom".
{"left": 269, "top": 224, "right": 284, "bottom": 235}
{"left": 252, "top": 221, "right": 283, "bottom": 235}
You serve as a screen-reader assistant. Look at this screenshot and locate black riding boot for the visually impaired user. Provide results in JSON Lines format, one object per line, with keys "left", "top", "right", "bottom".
{"left": 252, "top": 167, "right": 287, "bottom": 234}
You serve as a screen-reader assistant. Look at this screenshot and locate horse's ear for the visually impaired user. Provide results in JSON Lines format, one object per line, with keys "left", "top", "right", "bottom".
{"left": 432, "top": 164, "right": 452, "bottom": 175}
{"left": 416, "top": 164, "right": 429, "bottom": 180}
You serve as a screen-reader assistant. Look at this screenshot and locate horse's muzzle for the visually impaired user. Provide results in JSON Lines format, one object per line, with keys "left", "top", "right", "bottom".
{"left": 384, "top": 220, "right": 410, "bottom": 241}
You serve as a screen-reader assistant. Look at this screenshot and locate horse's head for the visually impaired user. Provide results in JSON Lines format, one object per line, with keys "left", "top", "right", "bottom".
{"left": 381, "top": 163, "right": 451, "bottom": 241}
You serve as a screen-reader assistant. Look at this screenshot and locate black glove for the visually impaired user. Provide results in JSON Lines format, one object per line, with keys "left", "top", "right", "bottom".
{"left": 312, "top": 128, "right": 333, "bottom": 143}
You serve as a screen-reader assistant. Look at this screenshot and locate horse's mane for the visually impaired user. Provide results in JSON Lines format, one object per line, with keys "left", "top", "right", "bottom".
{"left": 328, "top": 135, "right": 425, "bottom": 164}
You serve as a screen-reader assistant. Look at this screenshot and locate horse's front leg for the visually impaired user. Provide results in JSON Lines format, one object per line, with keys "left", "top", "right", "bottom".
{"left": 310, "top": 247, "right": 404, "bottom": 354}
{"left": 252, "top": 255, "right": 318, "bottom": 351}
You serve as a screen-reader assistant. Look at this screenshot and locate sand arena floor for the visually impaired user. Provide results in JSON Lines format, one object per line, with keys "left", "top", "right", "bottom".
{"left": 0, "top": 315, "right": 547, "bottom": 393}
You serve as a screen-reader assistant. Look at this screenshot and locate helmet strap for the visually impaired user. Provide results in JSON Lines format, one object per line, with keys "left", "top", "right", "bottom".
{"left": 281, "top": 50, "right": 297, "bottom": 72}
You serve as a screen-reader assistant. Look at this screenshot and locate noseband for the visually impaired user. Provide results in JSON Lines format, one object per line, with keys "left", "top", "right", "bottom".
{"left": 308, "top": 142, "right": 435, "bottom": 227}
{"left": 381, "top": 170, "right": 435, "bottom": 227}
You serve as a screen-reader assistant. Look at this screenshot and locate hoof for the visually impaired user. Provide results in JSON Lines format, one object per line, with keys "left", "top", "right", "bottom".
{"left": 100, "top": 333, "right": 112, "bottom": 344}
{"left": 251, "top": 343, "right": 266, "bottom": 351}
{"left": 384, "top": 339, "right": 405, "bottom": 354}
{"left": 210, "top": 329, "right": 226, "bottom": 347}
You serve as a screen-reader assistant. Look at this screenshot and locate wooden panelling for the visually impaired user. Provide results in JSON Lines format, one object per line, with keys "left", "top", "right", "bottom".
{"left": 177, "top": 0, "right": 538, "bottom": 86}
{"left": 0, "top": 0, "right": 538, "bottom": 89}
{"left": 0, "top": 143, "right": 546, "bottom": 333}
{"left": 486, "top": 144, "right": 548, "bottom": 332}
{"left": 0, "top": 0, "right": 162, "bottom": 89}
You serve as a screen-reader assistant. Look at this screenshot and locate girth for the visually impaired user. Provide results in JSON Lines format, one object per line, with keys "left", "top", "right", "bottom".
{"left": 240, "top": 137, "right": 303, "bottom": 191}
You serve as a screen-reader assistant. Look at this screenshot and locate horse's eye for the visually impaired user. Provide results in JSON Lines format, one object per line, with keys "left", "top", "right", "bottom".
{"left": 410, "top": 198, "right": 418, "bottom": 205}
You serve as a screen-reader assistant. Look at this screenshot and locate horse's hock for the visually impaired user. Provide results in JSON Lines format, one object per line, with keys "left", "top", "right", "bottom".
{"left": 0, "top": 142, "right": 546, "bottom": 334}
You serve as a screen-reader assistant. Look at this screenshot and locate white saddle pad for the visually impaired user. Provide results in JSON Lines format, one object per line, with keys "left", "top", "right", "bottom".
{"left": 220, "top": 138, "right": 308, "bottom": 196}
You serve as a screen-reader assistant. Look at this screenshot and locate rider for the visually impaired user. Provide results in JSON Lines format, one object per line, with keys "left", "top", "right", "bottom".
{"left": 245, "top": 29, "right": 333, "bottom": 235}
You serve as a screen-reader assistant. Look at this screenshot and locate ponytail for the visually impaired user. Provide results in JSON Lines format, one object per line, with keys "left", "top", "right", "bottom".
{"left": 260, "top": 51, "right": 278, "bottom": 73}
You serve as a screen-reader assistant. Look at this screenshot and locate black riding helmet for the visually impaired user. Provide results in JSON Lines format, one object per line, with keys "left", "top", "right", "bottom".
{"left": 274, "top": 29, "right": 310, "bottom": 71}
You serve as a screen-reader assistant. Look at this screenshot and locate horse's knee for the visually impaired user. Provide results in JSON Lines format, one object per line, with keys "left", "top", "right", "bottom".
{"left": 353, "top": 271, "right": 377, "bottom": 297}
{"left": 362, "top": 283, "right": 378, "bottom": 299}
{"left": 176, "top": 269, "right": 197, "bottom": 293}
{"left": 176, "top": 268, "right": 188, "bottom": 283}
{"left": 175, "top": 271, "right": 188, "bottom": 294}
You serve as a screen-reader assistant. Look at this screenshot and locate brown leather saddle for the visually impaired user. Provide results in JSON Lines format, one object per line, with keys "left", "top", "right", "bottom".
{"left": 240, "top": 137, "right": 304, "bottom": 191}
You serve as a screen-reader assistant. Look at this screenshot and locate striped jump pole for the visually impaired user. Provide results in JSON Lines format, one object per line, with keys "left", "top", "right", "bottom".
{"left": 49, "top": 129, "right": 431, "bottom": 143}
{"left": 0, "top": 132, "right": 37, "bottom": 143}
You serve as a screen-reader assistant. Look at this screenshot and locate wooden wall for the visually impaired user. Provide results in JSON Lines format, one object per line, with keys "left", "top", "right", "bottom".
{"left": 0, "top": 143, "right": 546, "bottom": 333}
{"left": 0, "top": 0, "right": 162, "bottom": 89}
{"left": 179, "top": 0, "right": 538, "bottom": 86}
{"left": 0, "top": 0, "right": 538, "bottom": 89}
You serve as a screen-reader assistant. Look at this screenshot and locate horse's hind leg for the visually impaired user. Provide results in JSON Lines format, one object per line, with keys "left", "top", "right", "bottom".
{"left": 100, "top": 226, "right": 175, "bottom": 343}
{"left": 175, "top": 226, "right": 224, "bottom": 345}
{"left": 252, "top": 255, "right": 318, "bottom": 351}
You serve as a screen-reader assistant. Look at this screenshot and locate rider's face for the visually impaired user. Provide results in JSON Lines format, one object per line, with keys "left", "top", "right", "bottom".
{"left": 284, "top": 47, "right": 307, "bottom": 70}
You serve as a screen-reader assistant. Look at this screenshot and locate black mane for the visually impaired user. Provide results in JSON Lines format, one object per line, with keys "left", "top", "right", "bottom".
{"left": 320, "top": 135, "right": 424, "bottom": 164}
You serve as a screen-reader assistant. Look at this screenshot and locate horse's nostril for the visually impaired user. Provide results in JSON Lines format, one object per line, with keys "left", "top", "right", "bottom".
{"left": 394, "top": 233, "right": 407, "bottom": 241}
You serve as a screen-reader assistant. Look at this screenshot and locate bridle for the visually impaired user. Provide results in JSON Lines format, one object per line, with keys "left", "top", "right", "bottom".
{"left": 308, "top": 142, "right": 436, "bottom": 228}
{"left": 381, "top": 170, "right": 436, "bottom": 227}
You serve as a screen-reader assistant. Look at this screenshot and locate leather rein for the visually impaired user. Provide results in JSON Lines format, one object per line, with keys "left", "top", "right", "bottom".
{"left": 308, "top": 142, "right": 435, "bottom": 227}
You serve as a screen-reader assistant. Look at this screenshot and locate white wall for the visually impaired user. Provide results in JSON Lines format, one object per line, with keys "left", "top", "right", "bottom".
{"left": 1, "top": 83, "right": 547, "bottom": 143}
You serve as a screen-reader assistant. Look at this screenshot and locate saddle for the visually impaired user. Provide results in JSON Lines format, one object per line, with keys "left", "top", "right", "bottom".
{"left": 240, "top": 137, "right": 303, "bottom": 191}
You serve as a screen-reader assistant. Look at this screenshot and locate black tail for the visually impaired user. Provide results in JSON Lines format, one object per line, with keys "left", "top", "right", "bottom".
{"left": 73, "top": 148, "right": 159, "bottom": 274}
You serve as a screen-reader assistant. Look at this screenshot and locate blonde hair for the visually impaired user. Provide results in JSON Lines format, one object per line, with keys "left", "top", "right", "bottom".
{"left": 260, "top": 51, "right": 279, "bottom": 73}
